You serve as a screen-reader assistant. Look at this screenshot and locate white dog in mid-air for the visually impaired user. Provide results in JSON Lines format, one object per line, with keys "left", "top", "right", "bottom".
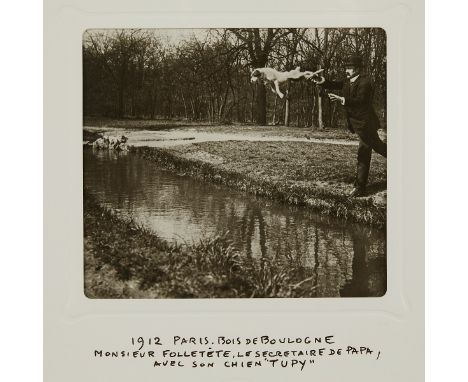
{"left": 250, "top": 67, "right": 324, "bottom": 98}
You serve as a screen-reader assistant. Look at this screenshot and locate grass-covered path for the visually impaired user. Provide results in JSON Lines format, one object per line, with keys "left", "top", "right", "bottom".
{"left": 84, "top": 116, "right": 387, "bottom": 147}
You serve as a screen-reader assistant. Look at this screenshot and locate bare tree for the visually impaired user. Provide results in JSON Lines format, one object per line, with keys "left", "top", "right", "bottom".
{"left": 83, "top": 28, "right": 387, "bottom": 129}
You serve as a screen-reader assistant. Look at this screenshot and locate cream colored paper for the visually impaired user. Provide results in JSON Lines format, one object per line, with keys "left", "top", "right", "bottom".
{"left": 44, "top": 0, "right": 424, "bottom": 380}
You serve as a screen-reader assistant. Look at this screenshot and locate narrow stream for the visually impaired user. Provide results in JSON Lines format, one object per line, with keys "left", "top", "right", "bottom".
{"left": 84, "top": 148, "right": 386, "bottom": 297}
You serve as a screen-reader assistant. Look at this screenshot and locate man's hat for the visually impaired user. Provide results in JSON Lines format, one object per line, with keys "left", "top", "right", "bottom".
{"left": 343, "top": 55, "right": 364, "bottom": 68}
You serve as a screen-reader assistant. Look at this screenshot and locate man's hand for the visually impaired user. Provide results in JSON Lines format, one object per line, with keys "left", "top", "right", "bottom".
{"left": 308, "top": 75, "right": 325, "bottom": 84}
{"left": 328, "top": 93, "right": 345, "bottom": 105}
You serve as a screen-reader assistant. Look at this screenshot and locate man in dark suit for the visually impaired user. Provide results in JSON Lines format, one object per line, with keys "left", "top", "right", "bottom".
{"left": 310, "top": 56, "right": 387, "bottom": 197}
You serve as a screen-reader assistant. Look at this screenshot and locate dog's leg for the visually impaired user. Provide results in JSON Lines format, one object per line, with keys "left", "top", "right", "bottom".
{"left": 264, "top": 81, "right": 278, "bottom": 96}
{"left": 274, "top": 80, "right": 284, "bottom": 99}
{"left": 269, "top": 83, "right": 277, "bottom": 95}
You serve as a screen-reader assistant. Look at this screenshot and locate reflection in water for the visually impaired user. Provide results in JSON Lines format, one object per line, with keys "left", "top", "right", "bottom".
{"left": 84, "top": 148, "right": 387, "bottom": 297}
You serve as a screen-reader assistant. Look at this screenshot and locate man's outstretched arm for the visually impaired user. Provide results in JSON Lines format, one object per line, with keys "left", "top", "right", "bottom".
{"left": 309, "top": 75, "right": 344, "bottom": 90}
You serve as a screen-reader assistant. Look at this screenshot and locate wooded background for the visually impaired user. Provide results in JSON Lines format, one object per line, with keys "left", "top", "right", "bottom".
{"left": 83, "top": 28, "right": 386, "bottom": 129}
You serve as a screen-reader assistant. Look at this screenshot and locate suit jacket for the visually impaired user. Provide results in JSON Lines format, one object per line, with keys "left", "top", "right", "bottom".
{"left": 322, "top": 74, "right": 380, "bottom": 133}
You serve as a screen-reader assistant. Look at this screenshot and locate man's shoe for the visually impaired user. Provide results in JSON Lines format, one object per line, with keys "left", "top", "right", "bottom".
{"left": 349, "top": 187, "right": 366, "bottom": 197}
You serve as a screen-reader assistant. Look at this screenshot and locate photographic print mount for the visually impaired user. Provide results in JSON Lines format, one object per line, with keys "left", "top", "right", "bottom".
{"left": 44, "top": 1, "right": 424, "bottom": 381}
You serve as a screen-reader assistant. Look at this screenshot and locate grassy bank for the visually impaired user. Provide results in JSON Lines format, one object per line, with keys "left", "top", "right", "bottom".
{"left": 132, "top": 141, "right": 386, "bottom": 228}
{"left": 84, "top": 193, "right": 320, "bottom": 298}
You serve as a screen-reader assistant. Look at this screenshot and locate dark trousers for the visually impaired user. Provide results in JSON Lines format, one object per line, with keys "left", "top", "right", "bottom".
{"left": 354, "top": 129, "right": 387, "bottom": 189}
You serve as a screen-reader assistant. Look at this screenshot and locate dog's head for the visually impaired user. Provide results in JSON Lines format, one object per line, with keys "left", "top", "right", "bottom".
{"left": 250, "top": 68, "right": 262, "bottom": 83}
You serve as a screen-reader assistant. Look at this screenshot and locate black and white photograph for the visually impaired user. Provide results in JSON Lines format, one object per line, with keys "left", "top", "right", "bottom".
{"left": 82, "top": 27, "right": 387, "bottom": 299}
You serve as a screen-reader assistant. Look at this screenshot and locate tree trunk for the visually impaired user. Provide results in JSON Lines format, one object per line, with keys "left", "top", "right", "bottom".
{"left": 168, "top": 97, "right": 172, "bottom": 119}
{"left": 250, "top": 88, "right": 255, "bottom": 122}
{"left": 317, "top": 93, "right": 324, "bottom": 129}
{"left": 316, "top": 61, "right": 324, "bottom": 129}
{"left": 181, "top": 94, "right": 188, "bottom": 120}
{"left": 255, "top": 83, "right": 267, "bottom": 125}
{"left": 272, "top": 95, "right": 278, "bottom": 125}
{"left": 118, "top": 86, "right": 124, "bottom": 118}
{"left": 219, "top": 86, "right": 229, "bottom": 121}
{"left": 309, "top": 86, "right": 316, "bottom": 128}
{"left": 190, "top": 99, "right": 195, "bottom": 120}
{"left": 284, "top": 82, "right": 291, "bottom": 126}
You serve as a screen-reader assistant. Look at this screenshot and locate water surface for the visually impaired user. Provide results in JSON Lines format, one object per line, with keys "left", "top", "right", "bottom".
{"left": 84, "top": 148, "right": 386, "bottom": 297}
